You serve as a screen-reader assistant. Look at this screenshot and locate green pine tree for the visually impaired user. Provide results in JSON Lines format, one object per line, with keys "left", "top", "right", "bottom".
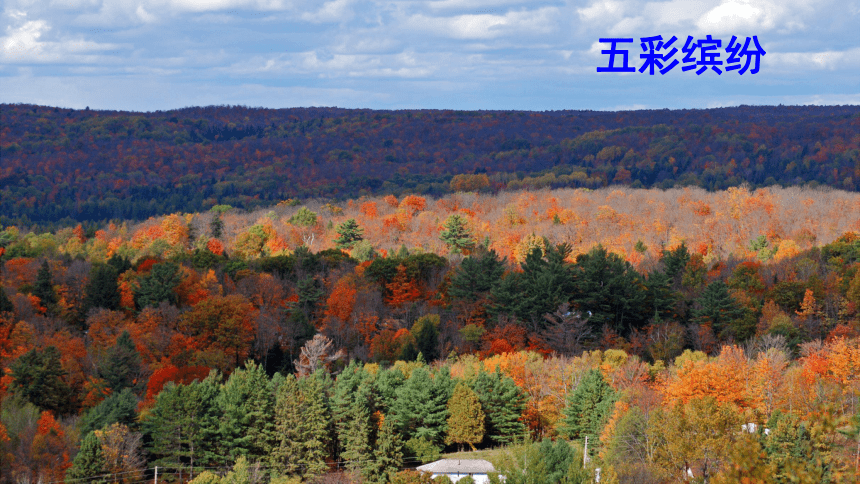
{"left": 561, "top": 369, "right": 617, "bottom": 448}
{"left": 106, "top": 253, "right": 132, "bottom": 275}
{"left": 80, "top": 387, "right": 138, "bottom": 434}
{"left": 490, "top": 244, "right": 575, "bottom": 326}
{"left": 66, "top": 431, "right": 107, "bottom": 482}
{"left": 374, "top": 367, "right": 406, "bottom": 414}
{"left": 448, "top": 250, "right": 506, "bottom": 302}
{"left": 134, "top": 262, "right": 181, "bottom": 308}
{"left": 365, "top": 418, "right": 404, "bottom": 484}
{"left": 334, "top": 219, "right": 364, "bottom": 250}
{"left": 439, "top": 214, "right": 475, "bottom": 254}
{"left": 83, "top": 263, "right": 121, "bottom": 313}
{"left": 411, "top": 315, "right": 440, "bottom": 363}
{"left": 570, "top": 244, "right": 649, "bottom": 335}
{"left": 0, "top": 286, "right": 14, "bottom": 313}
{"left": 693, "top": 281, "right": 750, "bottom": 339}
{"left": 470, "top": 368, "right": 526, "bottom": 446}
{"left": 445, "top": 382, "right": 485, "bottom": 451}
{"left": 210, "top": 212, "right": 224, "bottom": 239}
{"left": 218, "top": 361, "right": 275, "bottom": 463}
{"left": 271, "top": 371, "right": 332, "bottom": 479}
{"left": 661, "top": 242, "right": 691, "bottom": 281}
{"left": 144, "top": 375, "right": 221, "bottom": 474}
{"left": 98, "top": 331, "right": 141, "bottom": 393}
{"left": 10, "top": 346, "right": 73, "bottom": 415}
{"left": 298, "top": 371, "right": 332, "bottom": 477}
{"left": 222, "top": 456, "right": 251, "bottom": 484}
{"left": 33, "top": 260, "right": 57, "bottom": 310}
{"left": 341, "top": 387, "right": 373, "bottom": 471}
{"left": 391, "top": 367, "right": 449, "bottom": 448}
{"left": 645, "top": 270, "right": 677, "bottom": 320}
{"left": 288, "top": 207, "right": 318, "bottom": 227}
{"left": 332, "top": 361, "right": 374, "bottom": 464}
{"left": 272, "top": 374, "right": 304, "bottom": 475}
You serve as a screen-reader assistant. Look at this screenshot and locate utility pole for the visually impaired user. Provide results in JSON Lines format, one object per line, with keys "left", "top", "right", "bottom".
{"left": 154, "top": 466, "right": 158, "bottom": 484}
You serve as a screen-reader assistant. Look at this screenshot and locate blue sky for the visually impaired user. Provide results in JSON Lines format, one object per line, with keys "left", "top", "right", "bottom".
{"left": 1, "top": 0, "right": 858, "bottom": 111}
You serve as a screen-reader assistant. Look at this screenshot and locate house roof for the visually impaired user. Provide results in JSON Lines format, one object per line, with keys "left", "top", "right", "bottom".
{"left": 417, "top": 459, "right": 496, "bottom": 474}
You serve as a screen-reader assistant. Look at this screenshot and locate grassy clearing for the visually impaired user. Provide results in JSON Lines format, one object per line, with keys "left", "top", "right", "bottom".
{"left": 442, "top": 446, "right": 511, "bottom": 463}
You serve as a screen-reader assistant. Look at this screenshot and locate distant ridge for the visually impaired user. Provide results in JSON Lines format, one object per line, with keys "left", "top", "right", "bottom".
{"left": 2, "top": 104, "right": 858, "bottom": 228}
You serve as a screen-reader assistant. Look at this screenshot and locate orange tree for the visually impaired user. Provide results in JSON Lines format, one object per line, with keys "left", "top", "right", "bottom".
{"left": 176, "top": 294, "right": 257, "bottom": 369}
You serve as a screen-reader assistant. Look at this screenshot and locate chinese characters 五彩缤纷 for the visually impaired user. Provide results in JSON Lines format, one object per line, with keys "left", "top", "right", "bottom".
{"left": 596, "top": 35, "right": 765, "bottom": 75}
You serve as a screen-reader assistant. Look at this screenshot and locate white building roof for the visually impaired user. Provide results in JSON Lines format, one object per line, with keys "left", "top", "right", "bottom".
{"left": 417, "top": 459, "right": 496, "bottom": 474}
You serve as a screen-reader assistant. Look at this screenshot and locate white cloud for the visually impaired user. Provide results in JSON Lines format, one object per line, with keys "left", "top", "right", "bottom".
{"left": 578, "top": 0, "right": 627, "bottom": 22}
{"left": 223, "top": 49, "right": 441, "bottom": 79}
{"left": 609, "top": 16, "right": 645, "bottom": 35}
{"left": 0, "top": 12, "right": 123, "bottom": 62}
{"left": 426, "top": 0, "right": 534, "bottom": 11}
{"left": 769, "top": 47, "right": 860, "bottom": 70}
{"left": 696, "top": 1, "right": 774, "bottom": 33}
{"left": 404, "top": 7, "right": 558, "bottom": 39}
{"left": 1, "top": 19, "right": 50, "bottom": 59}
{"left": 300, "top": 0, "right": 354, "bottom": 23}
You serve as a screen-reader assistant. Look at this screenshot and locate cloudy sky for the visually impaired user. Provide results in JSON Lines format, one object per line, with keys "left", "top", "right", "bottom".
{"left": 1, "top": 0, "right": 858, "bottom": 111}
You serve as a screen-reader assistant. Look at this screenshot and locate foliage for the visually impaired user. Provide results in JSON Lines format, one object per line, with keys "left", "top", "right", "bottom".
{"left": 288, "top": 207, "right": 318, "bottom": 227}
{"left": 561, "top": 369, "right": 617, "bottom": 447}
{"left": 364, "top": 418, "right": 404, "bottom": 484}
{"left": 4, "top": 105, "right": 860, "bottom": 228}
{"left": 217, "top": 361, "right": 275, "bottom": 463}
{"left": 439, "top": 215, "right": 475, "bottom": 254}
{"left": 66, "top": 432, "right": 106, "bottom": 482}
{"left": 490, "top": 439, "right": 590, "bottom": 484}
{"left": 80, "top": 388, "right": 138, "bottom": 435}
{"left": 9, "top": 346, "right": 74, "bottom": 415}
{"left": 83, "top": 263, "right": 121, "bottom": 314}
{"left": 98, "top": 331, "right": 142, "bottom": 393}
{"left": 470, "top": 368, "right": 527, "bottom": 446}
{"left": 391, "top": 367, "right": 449, "bottom": 450}
{"left": 445, "top": 382, "right": 485, "bottom": 451}
{"left": 335, "top": 219, "right": 364, "bottom": 250}
{"left": 134, "top": 262, "right": 181, "bottom": 308}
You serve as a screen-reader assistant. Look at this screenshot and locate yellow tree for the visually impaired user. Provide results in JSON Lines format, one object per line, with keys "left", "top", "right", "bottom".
{"left": 445, "top": 382, "right": 485, "bottom": 451}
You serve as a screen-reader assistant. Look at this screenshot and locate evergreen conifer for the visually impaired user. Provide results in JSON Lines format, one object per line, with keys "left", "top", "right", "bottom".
{"left": 83, "top": 263, "right": 121, "bottom": 313}
{"left": 0, "top": 286, "right": 13, "bottom": 313}
{"left": 271, "top": 371, "right": 331, "bottom": 479}
{"left": 10, "top": 346, "right": 73, "bottom": 414}
{"left": 391, "top": 367, "right": 449, "bottom": 448}
{"left": 365, "top": 419, "right": 404, "bottom": 484}
{"left": 561, "top": 369, "right": 617, "bottom": 448}
{"left": 33, "top": 260, "right": 57, "bottom": 310}
{"left": 694, "top": 281, "right": 750, "bottom": 339}
{"left": 334, "top": 219, "right": 364, "bottom": 249}
{"left": 218, "top": 361, "right": 275, "bottom": 463}
{"left": 98, "top": 331, "right": 141, "bottom": 393}
{"left": 470, "top": 368, "right": 526, "bottom": 445}
{"left": 80, "top": 387, "right": 138, "bottom": 434}
{"left": 448, "top": 250, "right": 506, "bottom": 302}
{"left": 134, "top": 262, "right": 181, "bottom": 308}
{"left": 66, "top": 431, "right": 107, "bottom": 482}
{"left": 439, "top": 215, "right": 475, "bottom": 254}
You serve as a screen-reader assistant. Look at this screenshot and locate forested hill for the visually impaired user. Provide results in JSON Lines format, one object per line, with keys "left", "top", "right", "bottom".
{"left": 2, "top": 103, "right": 859, "bottom": 227}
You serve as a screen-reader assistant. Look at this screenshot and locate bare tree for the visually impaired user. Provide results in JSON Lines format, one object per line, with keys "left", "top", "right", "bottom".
{"left": 294, "top": 334, "right": 345, "bottom": 377}
{"left": 536, "top": 303, "right": 592, "bottom": 356}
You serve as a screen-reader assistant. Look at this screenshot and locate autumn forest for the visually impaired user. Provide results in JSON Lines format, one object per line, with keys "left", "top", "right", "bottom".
{"left": 1, "top": 104, "right": 860, "bottom": 484}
